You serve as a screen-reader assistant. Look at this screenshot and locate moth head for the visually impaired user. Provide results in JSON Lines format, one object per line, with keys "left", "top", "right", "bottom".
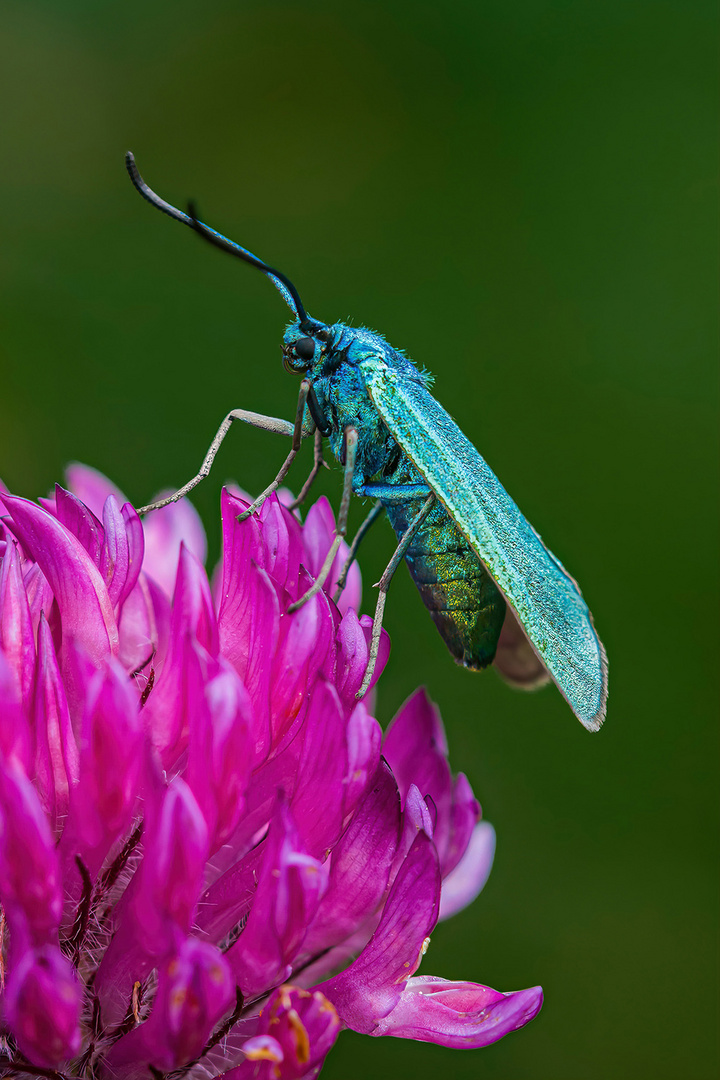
{"left": 282, "top": 322, "right": 334, "bottom": 374}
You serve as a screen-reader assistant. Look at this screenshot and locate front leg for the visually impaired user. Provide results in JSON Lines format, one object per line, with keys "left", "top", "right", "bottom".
{"left": 236, "top": 379, "right": 314, "bottom": 521}
{"left": 138, "top": 407, "right": 300, "bottom": 514}
{"left": 288, "top": 426, "right": 358, "bottom": 612}
{"left": 138, "top": 379, "right": 315, "bottom": 516}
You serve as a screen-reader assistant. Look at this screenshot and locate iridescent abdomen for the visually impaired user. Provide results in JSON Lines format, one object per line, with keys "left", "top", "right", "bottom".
{"left": 385, "top": 497, "right": 506, "bottom": 669}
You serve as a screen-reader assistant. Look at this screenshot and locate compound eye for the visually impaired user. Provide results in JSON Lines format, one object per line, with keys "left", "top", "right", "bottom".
{"left": 294, "top": 336, "right": 316, "bottom": 362}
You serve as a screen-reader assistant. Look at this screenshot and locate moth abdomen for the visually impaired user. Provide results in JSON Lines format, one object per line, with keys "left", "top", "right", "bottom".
{"left": 385, "top": 498, "right": 506, "bottom": 669}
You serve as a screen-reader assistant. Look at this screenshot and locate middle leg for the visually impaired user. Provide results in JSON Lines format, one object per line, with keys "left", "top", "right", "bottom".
{"left": 289, "top": 428, "right": 329, "bottom": 510}
{"left": 356, "top": 492, "right": 436, "bottom": 699}
{"left": 332, "top": 499, "right": 385, "bottom": 603}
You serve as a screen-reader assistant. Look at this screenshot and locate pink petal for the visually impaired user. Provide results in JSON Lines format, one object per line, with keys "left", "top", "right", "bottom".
{"left": 207, "top": 666, "right": 254, "bottom": 844}
{"left": 227, "top": 797, "right": 328, "bottom": 998}
{"left": 303, "top": 760, "right": 401, "bottom": 954}
{"left": 393, "top": 783, "right": 435, "bottom": 875}
{"left": 0, "top": 758, "right": 63, "bottom": 943}
{"left": 100, "top": 495, "right": 131, "bottom": 608}
{"left": 143, "top": 631, "right": 197, "bottom": 765}
{"left": 171, "top": 543, "right": 218, "bottom": 657}
{"left": 383, "top": 688, "right": 454, "bottom": 867}
{"left": 117, "top": 570, "right": 169, "bottom": 674}
{"left": 383, "top": 687, "right": 449, "bottom": 783}
{"left": 152, "top": 938, "right": 234, "bottom": 1063}
{"left": 289, "top": 680, "right": 348, "bottom": 858}
{"left": 359, "top": 614, "right": 390, "bottom": 692}
{"left": 141, "top": 492, "right": 207, "bottom": 597}
{"left": 318, "top": 832, "right": 440, "bottom": 1032}
{"left": 334, "top": 552, "right": 362, "bottom": 618}
{"left": 32, "top": 614, "right": 79, "bottom": 828}
{"left": 3, "top": 494, "right": 118, "bottom": 667}
{"left": 186, "top": 655, "right": 254, "bottom": 849}
{"left": 54, "top": 484, "right": 104, "bottom": 564}
{"left": 195, "top": 841, "right": 265, "bottom": 946}
{"left": 373, "top": 975, "right": 543, "bottom": 1048}
{"left": 301, "top": 498, "right": 336, "bottom": 580}
{"left": 439, "top": 821, "right": 496, "bottom": 921}
{"left": 119, "top": 502, "right": 144, "bottom": 606}
{"left": 22, "top": 562, "right": 55, "bottom": 644}
{"left": 132, "top": 777, "right": 210, "bottom": 953}
{"left": 217, "top": 490, "right": 278, "bottom": 748}
{"left": 299, "top": 497, "right": 362, "bottom": 615}
{"left": 270, "top": 592, "right": 335, "bottom": 748}
{"left": 0, "top": 647, "right": 31, "bottom": 773}
{"left": 64, "top": 658, "right": 144, "bottom": 871}
{"left": 343, "top": 701, "right": 383, "bottom": 817}
{"left": 0, "top": 539, "right": 36, "bottom": 712}
{"left": 223, "top": 1035, "right": 283, "bottom": 1079}
{"left": 4, "top": 945, "right": 82, "bottom": 1066}
{"left": 230, "top": 985, "right": 341, "bottom": 1080}
{"left": 106, "top": 936, "right": 233, "bottom": 1071}
{"left": 442, "top": 771, "right": 481, "bottom": 879}
{"left": 65, "top": 462, "right": 128, "bottom": 517}
{"left": 333, "top": 608, "right": 369, "bottom": 706}
{"left": 258, "top": 493, "right": 303, "bottom": 595}
{"left": 143, "top": 546, "right": 218, "bottom": 764}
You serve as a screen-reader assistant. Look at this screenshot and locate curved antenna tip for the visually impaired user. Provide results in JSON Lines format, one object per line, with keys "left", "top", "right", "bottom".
{"left": 125, "top": 150, "right": 143, "bottom": 191}
{"left": 124, "top": 154, "right": 309, "bottom": 322}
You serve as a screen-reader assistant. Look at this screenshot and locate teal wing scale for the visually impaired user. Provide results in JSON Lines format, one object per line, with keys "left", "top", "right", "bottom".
{"left": 363, "top": 363, "right": 608, "bottom": 731}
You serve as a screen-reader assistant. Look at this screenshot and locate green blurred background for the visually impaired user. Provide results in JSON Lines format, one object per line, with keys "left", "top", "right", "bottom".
{"left": 1, "top": 1, "right": 716, "bottom": 1076}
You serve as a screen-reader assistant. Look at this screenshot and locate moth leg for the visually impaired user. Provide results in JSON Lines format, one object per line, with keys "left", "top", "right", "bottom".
{"left": 335, "top": 482, "right": 430, "bottom": 600}
{"left": 357, "top": 492, "right": 436, "bottom": 700}
{"left": 358, "top": 482, "right": 430, "bottom": 504}
{"left": 288, "top": 426, "right": 358, "bottom": 613}
{"left": 288, "top": 428, "right": 329, "bottom": 511}
{"left": 137, "top": 408, "right": 300, "bottom": 515}
{"left": 333, "top": 499, "right": 384, "bottom": 603}
{"left": 236, "top": 379, "right": 314, "bottom": 522}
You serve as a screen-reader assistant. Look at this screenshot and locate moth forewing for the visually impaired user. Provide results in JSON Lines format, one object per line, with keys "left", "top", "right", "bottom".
{"left": 362, "top": 365, "right": 608, "bottom": 731}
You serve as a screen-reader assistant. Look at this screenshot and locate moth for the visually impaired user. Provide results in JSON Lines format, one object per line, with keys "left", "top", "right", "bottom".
{"left": 126, "top": 153, "right": 607, "bottom": 731}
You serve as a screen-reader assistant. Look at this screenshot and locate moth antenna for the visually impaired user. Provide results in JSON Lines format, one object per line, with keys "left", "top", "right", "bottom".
{"left": 185, "top": 200, "right": 312, "bottom": 331}
{"left": 125, "top": 151, "right": 312, "bottom": 328}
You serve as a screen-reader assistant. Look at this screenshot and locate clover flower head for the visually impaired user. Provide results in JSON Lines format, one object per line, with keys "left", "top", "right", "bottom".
{"left": 0, "top": 466, "right": 542, "bottom": 1077}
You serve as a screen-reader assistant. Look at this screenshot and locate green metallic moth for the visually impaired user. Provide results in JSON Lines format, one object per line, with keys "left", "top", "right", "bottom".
{"left": 127, "top": 153, "right": 608, "bottom": 732}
